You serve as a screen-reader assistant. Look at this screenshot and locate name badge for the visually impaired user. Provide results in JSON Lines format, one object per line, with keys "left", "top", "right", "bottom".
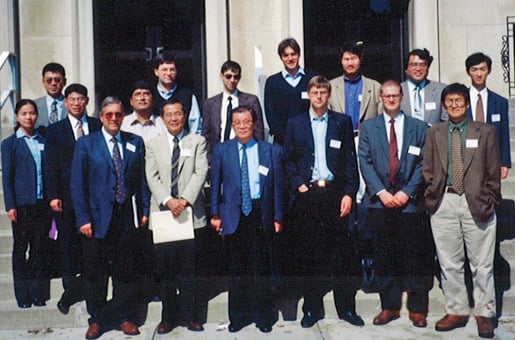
{"left": 358, "top": 94, "right": 363, "bottom": 102}
{"left": 492, "top": 114, "right": 501, "bottom": 122}
{"left": 258, "top": 165, "right": 269, "bottom": 176}
{"left": 466, "top": 139, "right": 478, "bottom": 148}
{"left": 181, "top": 149, "right": 192, "bottom": 157}
{"left": 39, "top": 144, "right": 45, "bottom": 151}
{"left": 408, "top": 145, "right": 421, "bottom": 156}
{"left": 329, "top": 139, "right": 341, "bottom": 149}
{"left": 126, "top": 143, "right": 136, "bottom": 152}
{"left": 425, "top": 102, "right": 436, "bottom": 110}
{"left": 301, "top": 91, "right": 308, "bottom": 100}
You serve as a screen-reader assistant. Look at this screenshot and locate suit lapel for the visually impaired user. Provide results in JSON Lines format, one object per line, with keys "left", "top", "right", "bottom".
{"left": 335, "top": 78, "right": 346, "bottom": 114}
{"left": 360, "top": 77, "right": 371, "bottom": 120}
{"left": 257, "top": 142, "right": 269, "bottom": 197}
{"left": 98, "top": 132, "right": 115, "bottom": 171}
{"left": 463, "top": 122, "right": 480, "bottom": 174}
{"left": 434, "top": 123, "right": 449, "bottom": 173}
{"left": 400, "top": 117, "right": 414, "bottom": 164}
{"left": 374, "top": 116, "right": 389, "bottom": 163}
{"left": 178, "top": 133, "right": 190, "bottom": 173}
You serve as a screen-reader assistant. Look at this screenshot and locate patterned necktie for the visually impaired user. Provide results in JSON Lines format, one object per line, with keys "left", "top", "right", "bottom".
{"left": 223, "top": 96, "right": 233, "bottom": 141}
{"left": 389, "top": 118, "right": 399, "bottom": 186}
{"left": 476, "top": 93, "right": 485, "bottom": 123}
{"left": 241, "top": 144, "right": 252, "bottom": 216}
{"left": 111, "top": 138, "right": 126, "bottom": 203}
{"left": 49, "top": 100, "right": 59, "bottom": 124}
{"left": 413, "top": 85, "right": 423, "bottom": 119}
{"left": 171, "top": 137, "right": 180, "bottom": 197}
{"left": 452, "top": 127, "right": 464, "bottom": 194}
{"left": 76, "top": 120, "right": 84, "bottom": 139}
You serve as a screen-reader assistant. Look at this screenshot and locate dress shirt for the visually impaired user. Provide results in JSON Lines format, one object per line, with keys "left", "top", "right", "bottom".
{"left": 46, "top": 95, "right": 65, "bottom": 120}
{"left": 282, "top": 67, "right": 305, "bottom": 88}
{"left": 156, "top": 83, "right": 202, "bottom": 134}
{"left": 238, "top": 138, "right": 260, "bottom": 199}
{"left": 383, "top": 112, "right": 404, "bottom": 160}
{"left": 68, "top": 114, "right": 90, "bottom": 140}
{"left": 101, "top": 128, "right": 123, "bottom": 159}
{"left": 121, "top": 112, "right": 165, "bottom": 142}
{"left": 310, "top": 110, "right": 334, "bottom": 181}
{"left": 343, "top": 74, "right": 364, "bottom": 130}
{"left": 469, "top": 87, "right": 488, "bottom": 122}
{"left": 220, "top": 90, "right": 240, "bottom": 141}
{"left": 407, "top": 79, "right": 426, "bottom": 121}
{"left": 162, "top": 130, "right": 186, "bottom": 205}
{"left": 17, "top": 129, "right": 44, "bottom": 199}
{"left": 446, "top": 118, "right": 468, "bottom": 186}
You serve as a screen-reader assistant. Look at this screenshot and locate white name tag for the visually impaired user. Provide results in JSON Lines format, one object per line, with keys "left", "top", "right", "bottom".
{"left": 181, "top": 149, "right": 192, "bottom": 157}
{"left": 329, "top": 139, "right": 341, "bottom": 149}
{"left": 492, "top": 114, "right": 501, "bottom": 122}
{"left": 258, "top": 165, "right": 269, "bottom": 176}
{"left": 408, "top": 145, "right": 421, "bottom": 156}
{"left": 126, "top": 143, "right": 136, "bottom": 152}
{"left": 39, "top": 144, "right": 45, "bottom": 151}
{"left": 301, "top": 91, "right": 308, "bottom": 100}
{"left": 425, "top": 102, "right": 436, "bottom": 110}
{"left": 358, "top": 94, "right": 363, "bottom": 102}
{"left": 466, "top": 139, "right": 478, "bottom": 148}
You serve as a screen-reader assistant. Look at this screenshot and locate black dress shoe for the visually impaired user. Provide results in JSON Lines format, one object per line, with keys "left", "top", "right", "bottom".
{"left": 33, "top": 299, "right": 46, "bottom": 307}
{"left": 228, "top": 323, "right": 246, "bottom": 333}
{"left": 187, "top": 321, "right": 204, "bottom": 332}
{"left": 339, "top": 310, "right": 365, "bottom": 326}
{"left": 301, "top": 311, "right": 322, "bottom": 328}
{"left": 17, "top": 302, "right": 31, "bottom": 309}
{"left": 57, "top": 300, "right": 70, "bottom": 314}
{"left": 156, "top": 322, "right": 175, "bottom": 334}
{"left": 256, "top": 324, "right": 273, "bottom": 333}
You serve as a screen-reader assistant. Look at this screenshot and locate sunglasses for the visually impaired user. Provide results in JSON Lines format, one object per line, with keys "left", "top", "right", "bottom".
{"left": 224, "top": 74, "right": 241, "bottom": 80}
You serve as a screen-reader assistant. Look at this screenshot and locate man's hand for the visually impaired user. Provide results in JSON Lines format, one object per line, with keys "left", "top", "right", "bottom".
{"left": 501, "top": 166, "right": 509, "bottom": 179}
{"left": 339, "top": 195, "right": 352, "bottom": 217}
{"left": 298, "top": 184, "right": 309, "bottom": 193}
{"left": 274, "top": 221, "right": 283, "bottom": 233}
{"left": 210, "top": 216, "right": 222, "bottom": 232}
{"left": 140, "top": 216, "right": 149, "bottom": 228}
{"left": 79, "top": 223, "right": 93, "bottom": 238}
{"left": 378, "top": 191, "right": 397, "bottom": 208}
{"left": 392, "top": 190, "right": 409, "bottom": 207}
{"left": 166, "top": 198, "right": 187, "bottom": 218}
{"left": 50, "top": 199, "right": 63, "bottom": 213}
{"left": 7, "top": 209, "right": 17, "bottom": 222}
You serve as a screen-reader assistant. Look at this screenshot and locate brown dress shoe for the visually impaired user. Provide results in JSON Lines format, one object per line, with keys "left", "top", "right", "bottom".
{"left": 475, "top": 316, "right": 494, "bottom": 338}
{"left": 373, "top": 310, "right": 400, "bottom": 325}
{"left": 119, "top": 321, "right": 140, "bottom": 336}
{"left": 157, "top": 322, "right": 175, "bottom": 334}
{"left": 187, "top": 321, "right": 204, "bottom": 332}
{"left": 85, "top": 323, "right": 102, "bottom": 339}
{"left": 409, "top": 312, "right": 427, "bottom": 328}
{"left": 435, "top": 314, "right": 468, "bottom": 331}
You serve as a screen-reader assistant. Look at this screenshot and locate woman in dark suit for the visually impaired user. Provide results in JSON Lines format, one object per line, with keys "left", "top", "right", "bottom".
{"left": 1, "top": 99, "right": 50, "bottom": 308}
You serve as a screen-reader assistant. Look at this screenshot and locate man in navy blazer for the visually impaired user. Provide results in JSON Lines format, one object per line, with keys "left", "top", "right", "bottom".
{"left": 44, "top": 83, "right": 101, "bottom": 314}
{"left": 283, "top": 76, "right": 361, "bottom": 328}
{"left": 202, "top": 60, "right": 265, "bottom": 162}
{"left": 70, "top": 97, "right": 150, "bottom": 339}
{"left": 210, "top": 105, "right": 284, "bottom": 333}
{"left": 465, "top": 52, "right": 511, "bottom": 179}
{"left": 359, "top": 80, "right": 433, "bottom": 328}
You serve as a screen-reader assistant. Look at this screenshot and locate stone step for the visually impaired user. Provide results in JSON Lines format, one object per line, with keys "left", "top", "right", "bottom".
{"left": 0, "top": 275, "right": 64, "bottom": 302}
{"left": 0, "top": 229, "right": 11, "bottom": 251}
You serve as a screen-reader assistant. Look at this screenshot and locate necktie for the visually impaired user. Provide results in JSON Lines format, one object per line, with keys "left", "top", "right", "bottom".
{"left": 413, "top": 85, "right": 423, "bottom": 119}
{"left": 223, "top": 96, "right": 233, "bottom": 141}
{"left": 76, "top": 121, "right": 84, "bottom": 139}
{"left": 111, "top": 138, "right": 126, "bottom": 203}
{"left": 452, "top": 127, "right": 464, "bottom": 194}
{"left": 388, "top": 118, "right": 399, "bottom": 186}
{"left": 476, "top": 93, "right": 485, "bottom": 122}
{"left": 49, "top": 100, "right": 58, "bottom": 124}
{"left": 171, "top": 137, "right": 180, "bottom": 197}
{"left": 241, "top": 144, "right": 252, "bottom": 216}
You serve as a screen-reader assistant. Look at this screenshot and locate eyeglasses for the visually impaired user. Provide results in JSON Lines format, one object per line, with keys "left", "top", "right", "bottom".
{"left": 163, "top": 111, "right": 184, "bottom": 118}
{"left": 44, "top": 77, "right": 64, "bottom": 84}
{"left": 380, "top": 94, "right": 401, "bottom": 100}
{"left": 444, "top": 99, "right": 466, "bottom": 107}
{"left": 408, "top": 62, "right": 428, "bottom": 68}
{"left": 102, "top": 112, "right": 123, "bottom": 119}
{"left": 232, "top": 119, "right": 253, "bottom": 127}
{"left": 224, "top": 74, "right": 241, "bottom": 80}
{"left": 67, "top": 96, "right": 86, "bottom": 104}
{"left": 132, "top": 91, "right": 152, "bottom": 99}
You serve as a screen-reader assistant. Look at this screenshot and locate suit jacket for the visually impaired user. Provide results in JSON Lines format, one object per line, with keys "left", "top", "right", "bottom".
{"left": 1, "top": 132, "right": 45, "bottom": 210}
{"left": 202, "top": 91, "right": 265, "bottom": 161}
{"left": 44, "top": 116, "right": 102, "bottom": 208}
{"left": 466, "top": 89, "right": 511, "bottom": 168}
{"left": 210, "top": 139, "right": 285, "bottom": 236}
{"left": 34, "top": 96, "right": 68, "bottom": 128}
{"left": 400, "top": 79, "right": 447, "bottom": 125}
{"left": 70, "top": 130, "right": 150, "bottom": 239}
{"left": 145, "top": 132, "right": 208, "bottom": 229}
{"left": 283, "top": 111, "right": 359, "bottom": 204}
{"left": 328, "top": 75, "right": 383, "bottom": 122}
{"left": 423, "top": 120, "right": 501, "bottom": 222}
{"left": 358, "top": 113, "right": 428, "bottom": 212}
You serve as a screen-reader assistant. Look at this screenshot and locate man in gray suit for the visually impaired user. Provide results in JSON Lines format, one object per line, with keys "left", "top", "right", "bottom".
{"left": 34, "top": 63, "right": 68, "bottom": 127}
{"left": 202, "top": 60, "right": 265, "bottom": 162}
{"left": 400, "top": 49, "right": 447, "bottom": 125}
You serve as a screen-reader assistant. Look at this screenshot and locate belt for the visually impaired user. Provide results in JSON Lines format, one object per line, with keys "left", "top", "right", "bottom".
{"left": 446, "top": 186, "right": 464, "bottom": 195}
{"left": 309, "top": 179, "right": 334, "bottom": 189}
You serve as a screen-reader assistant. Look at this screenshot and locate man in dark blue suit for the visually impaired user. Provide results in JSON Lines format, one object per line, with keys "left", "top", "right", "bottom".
{"left": 71, "top": 97, "right": 149, "bottom": 339}
{"left": 283, "top": 76, "right": 361, "bottom": 327}
{"left": 358, "top": 80, "right": 433, "bottom": 328}
{"left": 465, "top": 52, "right": 511, "bottom": 179}
{"left": 44, "top": 83, "right": 101, "bottom": 314}
{"left": 210, "top": 105, "right": 285, "bottom": 333}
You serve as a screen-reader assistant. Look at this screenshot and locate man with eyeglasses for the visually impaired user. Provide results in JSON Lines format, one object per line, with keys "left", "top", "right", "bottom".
{"left": 44, "top": 83, "right": 101, "bottom": 315}
{"left": 359, "top": 80, "right": 433, "bottom": 328}
{"left": 400, "top": 48, "right": 447, "bottom": 125}
{"left": 202, "top": 60, "right": 264, "bottom": 163}
{"left": 423, "top": 83, "right": 500, "bottom": 339}
{"left": 34, "top": 62, "right": 68, "bottom": 127}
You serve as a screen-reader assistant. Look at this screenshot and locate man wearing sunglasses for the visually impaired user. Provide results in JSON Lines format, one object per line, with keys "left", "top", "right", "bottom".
{"left": 202, "top": 60, "right": 265, "bottom": 163}
{"left": 34, "top": 62, "right": 68, "bottom": 127}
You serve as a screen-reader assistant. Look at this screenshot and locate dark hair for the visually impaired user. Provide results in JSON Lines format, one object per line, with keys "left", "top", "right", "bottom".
{"left": 14, "top": 99, "right": 38, "bottom": 131}
{"left": 441, "top": 83, "right": 470, "bottom": 105}
{"left": 42, "top": 62, "right": 66, "bottom": 78}
{"left": 277, "top": 38, "right": 301, "bottom": 56}
{"left": 307, "top": 75, "right": 331, "bottom": 93}
{"left": 160, "top": 98, "right": 184, "bottom": 116}
{"left": 405, "top": 48, "right": 433, "bottom": 69}
{"left": 130, "top": 80, "right": 153, "bottom": 97}
{"left": 64, "top": 83, "right": 88, "bottom": 98}
{"left": 339, "top": 42, "right": 364, "bottom": 60}
{"left": 465, "top": 52, "right": 492, "bottom": 72}
{"left": 220, "top": 60, "right": 241, "bottom": 74}
{"left": 153, "top": 52, "right": 177, "bottom": 70}
{"left": 232, "top": 105, "right": 257, "bottom": 123}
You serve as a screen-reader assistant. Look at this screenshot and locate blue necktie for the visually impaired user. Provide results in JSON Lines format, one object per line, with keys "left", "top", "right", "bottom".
{"left": 171, "top": 137, "right": 180, "bottom": 197}
{"left": 241, "top": 144, "right": 252, "bottom": 216}
{"left": 111, "top": 138, "right": 126, "bottom": 203}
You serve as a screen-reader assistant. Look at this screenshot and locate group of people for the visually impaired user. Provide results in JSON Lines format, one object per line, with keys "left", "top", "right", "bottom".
{"left": 1, "top": 37, "right": 510, "bottom": 340}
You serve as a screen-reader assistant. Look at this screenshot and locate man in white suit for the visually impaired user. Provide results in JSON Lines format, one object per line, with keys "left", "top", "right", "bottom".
{"left": 145, "top": 98, "right": 208, "bottom": 334}
{"left": 34, "top": 62, "right": 68, "bottom": 127}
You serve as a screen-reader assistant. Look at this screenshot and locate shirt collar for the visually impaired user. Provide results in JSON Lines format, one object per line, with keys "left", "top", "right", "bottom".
{"left": 157, "top": 83, "right": 177, "bottom": 97}
{"left": 127, "top": 112, "right": 156, "bottom": 126}
{"left": 238, "top": 138, "right": 257, "bottom": 149}
{"left": 309, "top": 110, "right": 328, "bottom": 122}
{"left": 68, "top": 113, "right": 87, "bottom": 126}
{"left": 449, "top": 118, "right": 468, "bottom": 131}
{"left": 102, "top": 127, "right": 121, "bottom": 143}
{"left": 16, "top": 128, "right": 40, "bottom": 139}
{"left": 167, "top": 129, "right": 185, "bottom": 141}
{"left": 282, "top": 67, "right": 305, "bottom": 80}
{"left": 408, "top": 79, "right": 427, "bottom": 90}
{"left": 46, "top": 94, "right": 64, "bottom": 106}
{"left": 223, "top": 89, "right": 239, "bottom": 99}
{"left": 343, "top": 74, "right": 362, "bottom": 83}
{"left": 469, "top": 86, "right": 487, "bottom": 98}
{"left": 383, "top": 111, "right": 403, "bottom": 124}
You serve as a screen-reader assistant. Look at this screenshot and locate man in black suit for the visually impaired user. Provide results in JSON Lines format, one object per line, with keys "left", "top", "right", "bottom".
{"left": 44, "top": 83, "right": 101, "bottom": 315}
{"left": 283, "top": 75, "right": 361, "bottom": 327}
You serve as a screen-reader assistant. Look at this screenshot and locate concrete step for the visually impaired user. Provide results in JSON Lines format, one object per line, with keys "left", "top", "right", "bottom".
{"left": 0, "top": 275, "right": 64, "bottom": 302}
{"left": 0, "top": 228, "right": 11, "bottom": 251}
